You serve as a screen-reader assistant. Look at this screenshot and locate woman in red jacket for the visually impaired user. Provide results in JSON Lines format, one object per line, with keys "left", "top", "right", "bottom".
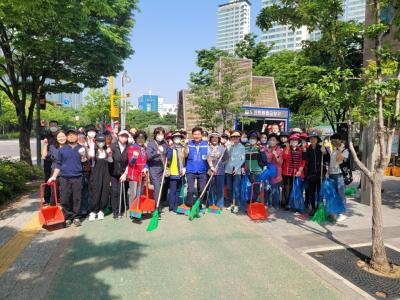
{"left": 124, "top": 130, "right": 149, "bottom": 208}
{"left": 281, "top": 133, "right": 305, "bottom": 210}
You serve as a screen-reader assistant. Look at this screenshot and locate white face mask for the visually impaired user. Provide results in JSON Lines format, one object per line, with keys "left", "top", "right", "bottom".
{"left": 173, "top": 138, "right": 182, "bottom": 144}
{"left": 249, "top": 139, "right": 257, "bottom": 145}
{"left": 156, "top": 135, "right": 164, "bottom": 142}
{"left": 260, "top": 138, "right": 267, "bottom": 144}
{"left": 88, "top": 131, "right": 96, "bottom": 138}
{"left": 241, "top": 138, "right": 248, "bottom": 143}
{"left": 97, "top": 142, "right": 105, "bottom": 148}
{"left": 49, "top": 126, "right": 58, "bottom": 133}
{"left": 290, "top": 141, "right": 299, "bottom": 148}
{"left": 128, "top": 137, "right": 134, "bottom": 144}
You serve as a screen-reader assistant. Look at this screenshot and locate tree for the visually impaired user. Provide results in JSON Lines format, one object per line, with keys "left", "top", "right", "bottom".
{"left": 0, "top": 0, "right": 138, "bottom": 164}
{"left": 41, "top": 103, "right": 79, "bottom": 130}
{"left": 126, "top": 110, "right": 162, "bottom": 129}
{"left": 189, "top": 48, "right": 230, "bottom": 87}
{"left": 235, "top": 33, "right": 272, "bottom": 68}
{"left": 254, "top": 50, "right": 325, "bottom": 114}
{"left": 80, "top": 89, "right": 111, "bottom": 127}
{"left": 346, "top": 0, "right": 399, "bottom": 275}
{"left": 190, "top": 57, "right": 257, "bottom": 130}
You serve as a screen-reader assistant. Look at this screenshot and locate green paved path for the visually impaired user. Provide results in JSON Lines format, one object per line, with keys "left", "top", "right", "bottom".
{"left": 49, "top": 212, "right": 344, "bottom": 300}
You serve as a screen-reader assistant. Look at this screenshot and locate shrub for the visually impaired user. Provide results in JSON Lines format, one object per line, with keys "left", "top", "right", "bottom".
{"left": 0, "top": 158, "right": 43, "bottom": 204}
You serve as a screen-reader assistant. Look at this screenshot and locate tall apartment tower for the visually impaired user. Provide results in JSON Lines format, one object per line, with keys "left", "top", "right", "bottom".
{"left": 216, "top": 0, "right": 251, "bottom": 55}
{"left": 261, "top": 0, "right": 366, "bottom": 54}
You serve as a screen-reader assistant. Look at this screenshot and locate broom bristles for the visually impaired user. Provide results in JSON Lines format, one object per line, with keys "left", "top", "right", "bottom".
{"left": 189, "top": 199, "right": 201, "bottom": 221}
{"left": 146, "top": 210, "right": 159, "bottom": 232}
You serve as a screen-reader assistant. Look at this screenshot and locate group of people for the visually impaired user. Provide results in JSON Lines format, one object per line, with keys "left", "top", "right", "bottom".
{"left": 41, "top": 121, "right": 350, "bottom": 227}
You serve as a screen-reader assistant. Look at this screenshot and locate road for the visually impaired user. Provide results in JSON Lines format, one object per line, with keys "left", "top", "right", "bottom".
{"left": 0, "top": 139, "right": 37, "bottom": 160}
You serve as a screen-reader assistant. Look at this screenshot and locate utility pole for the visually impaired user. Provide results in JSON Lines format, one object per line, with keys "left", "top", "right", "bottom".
{"left": 120, "top": 70, "right": 131, "bottom": 130}
{"left": 109, "top": 75, "right": 131, "bottom": 128}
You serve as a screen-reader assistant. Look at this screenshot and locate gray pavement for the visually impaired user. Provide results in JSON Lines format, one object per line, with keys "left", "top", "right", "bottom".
{"left": 0, "top": 139, "right": 37, "bottom": 160}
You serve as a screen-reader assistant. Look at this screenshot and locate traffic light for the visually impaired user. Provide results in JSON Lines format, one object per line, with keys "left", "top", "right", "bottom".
{"left": 39, "top": 90, "right": 46, "bottom": 110}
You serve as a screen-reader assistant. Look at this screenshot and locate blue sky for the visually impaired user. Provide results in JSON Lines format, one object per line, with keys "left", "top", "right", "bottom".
{"left": 121, "top": 0, "right": 262, "bottom": 105}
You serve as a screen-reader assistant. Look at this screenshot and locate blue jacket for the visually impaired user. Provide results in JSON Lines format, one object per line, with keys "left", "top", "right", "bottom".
{"left": 186, "top": 140, "right": 209, "bottom": 174}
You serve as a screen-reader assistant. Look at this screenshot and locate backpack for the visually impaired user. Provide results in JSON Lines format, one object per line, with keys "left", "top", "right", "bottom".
{"left": 339, "top": 148, "right": 353, "bottom": 185}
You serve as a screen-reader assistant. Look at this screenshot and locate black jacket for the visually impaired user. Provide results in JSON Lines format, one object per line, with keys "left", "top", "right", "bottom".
{"left": 303, "top": 144, "right": 330, "bottom": 178}
{"left": 109, "top": 142, "right": 128, "bottom": 177}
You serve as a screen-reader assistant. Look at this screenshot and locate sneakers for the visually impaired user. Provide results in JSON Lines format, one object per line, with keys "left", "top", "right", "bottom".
{"left": 231, "top": 206, "right": 239, "bottom": 214}
{"left": 226, "top": 205, "right": 234, "bottom": 211}
{"left": 88, "top": 212, "right": 96, "bottom": 221}
{"left": 73, "top": 218, "right": 81, "bottom": 227}
{"left": 65, "top": 219, "right": 72, "bottom": 227}
{"left": 97, "top": 211, "right": 104, "bottom": 220}
{"left": 337, "top": 214, "right": 347, "bottom": 222}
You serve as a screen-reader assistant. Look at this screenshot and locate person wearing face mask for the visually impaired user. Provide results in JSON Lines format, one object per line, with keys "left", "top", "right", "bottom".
{"left": 166, "top": 131, "right": 186, "bottom": 213}
{"left": 220, "top": 133, "right": 230, "bottom": 149}
{"left": 87, "top": 134, "right": 113, "bottom": 221}
{"left": 302, "top": 131, "right": 330, "bottom": 216}
{"left": 260, "top": 133, "right": 283, "bottom": 209}
{"left": 281, "top": 134, "right": 306, "bottom": 210}
{"left": 146, "top": 127, "right": 169, "bottom": 213}
{"left": 241, "top": 132, "right": 249, "bottom": 145}
{"left": 244, "top": 132, "right": 265, "bottom": 206}
{"left": 48, "top": 129, "right": 87, "bottom": 227}
{"left": 183, "top": 127, "right": 209, "bottom": 208}
{"left": 126, "top": 131, "right": 149, "bottom": 213}
{"left": 202, "top": 131, "right": 209, "bottom": 142}
{"left": 328, "top": 133, "right": 349, "bottom": 222}
{"left": 109, "top": 130, "right": 130, "bottom": 219}
{"left": 225, "top": 131, "right": 245, "bottom": 213}
{"left": 41, "top": 120, "right": 59, "bottom": 205}
{"left": 207, "top": 133, "right": 228, "bottom": 209}
{"left": 77, "top": 132, "right": 91, "bottom": 217}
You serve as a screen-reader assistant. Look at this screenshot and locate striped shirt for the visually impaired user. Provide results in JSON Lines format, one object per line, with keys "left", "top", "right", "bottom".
{"left": 288, "top": 150, "right": 302, "bottom": 176}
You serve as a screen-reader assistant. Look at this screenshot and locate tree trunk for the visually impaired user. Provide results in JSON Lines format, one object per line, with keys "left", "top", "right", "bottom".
{"left": 17, "top": 107, "right": 32, "bottom": 165}
{"left": 370, "top": 171, "right": 391, "bottom": 272}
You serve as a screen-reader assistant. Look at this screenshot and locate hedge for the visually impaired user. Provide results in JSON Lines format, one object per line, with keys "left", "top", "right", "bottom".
{"left": 0, "top": 158, "right": 43, "bottom": 204}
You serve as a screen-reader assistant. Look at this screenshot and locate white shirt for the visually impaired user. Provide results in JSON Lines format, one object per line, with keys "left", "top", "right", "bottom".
{"left": 329, "top": 147, "right": 349, "bottom": 175}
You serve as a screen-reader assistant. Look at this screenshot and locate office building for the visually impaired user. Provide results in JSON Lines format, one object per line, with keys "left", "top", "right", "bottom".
{"left": 216, "top": 0, "right": 251, "bottom": 55}
{"left": 261, "top": 0, "right": 366, "bottom": 54}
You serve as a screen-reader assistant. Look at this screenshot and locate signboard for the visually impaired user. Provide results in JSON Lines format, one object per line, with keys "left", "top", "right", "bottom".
{"left": 243, "top": 107, "right": 289, "bottom": 119}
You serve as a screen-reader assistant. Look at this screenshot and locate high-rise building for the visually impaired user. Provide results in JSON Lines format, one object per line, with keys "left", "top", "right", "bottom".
{"left": 47, "top": 91, "right": 84, "bottom": 109}
{"left": 138, "top": 94, "right": 159, "bottom": 112}
{"left": 216, "top": 0, "right": 251, "bottom": 55}
{"left": 261, "top": 0, "right": 366, "bottom": 54}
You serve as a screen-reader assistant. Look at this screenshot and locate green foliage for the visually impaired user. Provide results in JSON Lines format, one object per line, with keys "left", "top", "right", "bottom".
{"left": 41, "top": 102, "right": 80, "bottom": 130}
{"left": 190, "top": 57, "right": 255, "bottom": 130}
{"left": 0, "top": 0, "right": 139, "bottom": 163}
{"left": 254, "top": 50, "right": 325, "bottom": 113}
{"left": 80, "top": 89, "right": 111, "bottom": 126}
{"left": 0, "top": 158, "right": 43, "bottom": 204}
{"left": 189, "top": 48, "right": 230, "bottom": 87}
{"left": 234, "top": 33, "right": 272, "bottom": 68}
{"left": 0, "top": 92, "right": 18, "bottom": 131}
{"left": 126, "top": 110, "right": 176, "bottom": 130}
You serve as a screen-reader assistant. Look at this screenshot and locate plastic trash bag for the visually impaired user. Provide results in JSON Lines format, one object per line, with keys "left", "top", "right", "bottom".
{"left": 320, "top": 178, "right": 346, "bottom": 215}
{"left": 288, "top": 176, "right": 305, "bottom": 211}
{"left": 256, "top": 163, "right": 278, "bottom": 182}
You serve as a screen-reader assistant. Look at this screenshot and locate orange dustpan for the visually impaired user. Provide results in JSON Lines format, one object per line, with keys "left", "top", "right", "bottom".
{"left": 129, "top": 175, "right": 155, "bottom": 216}
{"left": 247, "top": 182, "right": 268, "bottom": 221}
{"left": 38, "top": 182, "right": 65, "bottom": 226}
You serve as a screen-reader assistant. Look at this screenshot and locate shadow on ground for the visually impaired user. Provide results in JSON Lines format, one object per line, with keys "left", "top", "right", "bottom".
{"left": 48, "top": 235, "right": 148, "bottom": 299}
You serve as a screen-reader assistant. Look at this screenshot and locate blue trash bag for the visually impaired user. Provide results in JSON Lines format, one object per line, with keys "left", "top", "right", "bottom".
{"left": 240, "top": 173, "right": 251, "bottom": 209}
{"left": 288, "top": 176, "right": 305, "bottom": 211}
{"left": 320, "top": 178, "right": 346, "bottom": 215}
{"left": 256, "top": 163, "right": 278, "bottom": 182}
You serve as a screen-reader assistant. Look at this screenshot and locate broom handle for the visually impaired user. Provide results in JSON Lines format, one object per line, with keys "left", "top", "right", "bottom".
{"left": 198, "top": 147, "right": 226, "bottom": 200}
{"left": 155, "top": 155, "right": 168, "bottom": 209}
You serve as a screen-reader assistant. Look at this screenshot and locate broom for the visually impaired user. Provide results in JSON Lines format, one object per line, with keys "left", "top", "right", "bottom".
{"left": 147, "top": 158, "right": 168, "bottom": 232}
{"left": 311, "top": 157, "right": 329, "bottom": 224}
{"left": 189, "top": 148, "right": 226, "bottom": 220}
{"left": 176, "top": 177, "right": 190, "bottom": 215}
{"left": 130, "top": 175, "right": 142, "bottom": 219}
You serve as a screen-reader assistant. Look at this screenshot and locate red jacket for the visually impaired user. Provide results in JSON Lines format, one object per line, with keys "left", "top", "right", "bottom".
{"left": 282, "top": 146, "right": 306, "bottom": 178}
{"left": 127, "top": 144, "right": 147, "bottom": 182}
